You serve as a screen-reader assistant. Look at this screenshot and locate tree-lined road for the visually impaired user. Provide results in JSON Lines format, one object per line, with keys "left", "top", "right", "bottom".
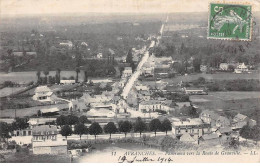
{"left": 121, "top": 15, "right": 168, "bottom": 100}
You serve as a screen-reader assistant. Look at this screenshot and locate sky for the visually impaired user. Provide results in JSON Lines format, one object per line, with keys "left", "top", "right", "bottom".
{"left": 1, "top": 0, "right": 260, "bottom": 16}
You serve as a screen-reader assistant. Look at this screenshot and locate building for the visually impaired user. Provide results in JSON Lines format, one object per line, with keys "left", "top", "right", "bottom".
{"left": 234, "top": 63, "right": 248, "bottom": 73}
{"left": 138, "top": 100, "right": 175, "bottom": 114}
{"left": 32, "top": 86, "right": 58, "bottom": 102}
{"left": 219, "top": 63, "right": 229, "bottom": 70}
{"left": 32, "top": 125, "right": 67, "bottom": 155}
{"left": 200, "top": 110, "right": 230, "bottom": 128}
{"left": 59, "top": 41, "right": 73, "bottom": 49}
{"left": 172, "top": 118, "right": 211, "bottom": 137}
{"left": 142, "top": 62, "right": 154, "bottom": 76}
{"left": 122, "top": 67, "right": 132, "bottom": 78}
{"left": 13, "top": 51, "right": 37, "bottom": 57}
{"left": 135, "top": 83, "right": 149, "bottom": 91}
{"left": 11, "top": 126, "right": 33, "bottom": 137}
{"left": 232, "top": 113, "right": 256, "bottom": 129}
{"left": 60, "top": 80, "right": 76, "bottom": 84}
{"left": 96, "top": 53, "right": 103, "bottom": 59}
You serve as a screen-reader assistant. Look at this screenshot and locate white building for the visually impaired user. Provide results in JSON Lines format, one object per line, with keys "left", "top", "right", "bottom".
{"left": 219, "top": 63, "right": 229, "bottom": 70}
{"left": 59, "top": 41, "right": 73, "bottom": 49}
{"left": 138, "top": 100, "right": 175, "bottom": 114}
{"left": 60, "top": 80, "right": 76, "bottom": 84}
{"left": 234, "top": 63, "right": 248, "bottom": 73}
{"left": 32, "top": 86, "right": 57, "bottom": 102}
{"left": 122, "top": 67, "right": 132, "bottom": 78}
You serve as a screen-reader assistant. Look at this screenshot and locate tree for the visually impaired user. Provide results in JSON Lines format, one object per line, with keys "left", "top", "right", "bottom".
{"left": 193, "top": 58, "right": 201, "bottom": 72}
{"left": 12, "top": 118, "right": 29, "bottom": 130}
{"left": 89, "top": 122, "right": 103, "bottom": 140}
{"left": 239, "top": 125, "right": 251, "bottom": 141}
{"left": 0, "top": 122, "right": 12, "bottom": 141}
{"left": 118, "top": 120, "right": 132, "bottom": 138}
{"left": 79, "top": 115, "right": 91, "bottom": 124}
{"left": 43, "top": 69, "right": 49, "bottom": 84}
{"left": 134, "top": 117, "right": 147, "bottom": 137}
{"left": 104, "top": 122, "right": 117, "bottom": 139}
{"left": 56, "top": 68, "right": 61, "bottom": 84}
{"left": 84, "top": 70, "right": 88, "bottom": 83}
{"left": 75, "top": 67, "right": 80, "bottom": 83}
{"left": 36, "top": 71, "right": 41, "bottom": 83}
{"left": 66, "top": 115, "right": 79, "bottom": 126}
{"left": 61, "top": 125, "right": 72, "bottom": 139}
{"left": 161, "top": 118, "right": 172, "bottom": 135}
{"left": 74, "top": 123, "right": 88, "bottom": 140}
{"left": 149, "top": 119, "right": 161, "bottom": 136}
{"left": 251, "top": 125, "right": 260, "bottom": 144}
{"left": 56, "top": 115, "right": 68, "bottom": 126}
{"left": 126, "top": 48, "right": 133, "bottom": 64}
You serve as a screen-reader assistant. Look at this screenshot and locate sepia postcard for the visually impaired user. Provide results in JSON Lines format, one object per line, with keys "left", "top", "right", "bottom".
{"left": 0, "top": 0, "right": 260, "bottom": 163}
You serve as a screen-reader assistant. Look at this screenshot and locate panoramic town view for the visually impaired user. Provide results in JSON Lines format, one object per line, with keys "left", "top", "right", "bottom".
{"left": 0, "top": 0, "right": 260, "bottom": 163}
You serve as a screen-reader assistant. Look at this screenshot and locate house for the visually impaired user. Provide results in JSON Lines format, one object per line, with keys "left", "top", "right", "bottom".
{"left": 60, "top": 80, "right": 76, "bottom": 84}
{"left": 96, "top": 53, "right": 103, "bottom": 59}
{"left": 219, "top": 63, "right": 229, "bottom": 70}
{"left": 122, "top": 67, "right": 132, "bottom": 78}
{"left": 232, "top": 113, "right": 256, "bottom": 129}
{"left": 217, "top": 127, "right": 232, "bottom": 135}
{"left": 216, "top": 116, "right": 231, "bottom": 128}
{"left": 59, "top": 40, "right": 73, "bottom": 49}
{"left": 172, "top": 118, "right": 211, "bottom": 137}
{"left": 32, "top": 125, "right": 67, "bottom": 154}
{"left": 234, "top": 63, "right": 248, "bottom": 73}
{"left": 200, "top": 110, "right": 231, "bottom": 128}
{"left": 135, "top": 83, "right": 149, "bottom": 91}
{"left": 142, "top": 62, "right": 154, "bottom": 76}
{"left": 32, "top": 86, "right": 58, "bottom": 102}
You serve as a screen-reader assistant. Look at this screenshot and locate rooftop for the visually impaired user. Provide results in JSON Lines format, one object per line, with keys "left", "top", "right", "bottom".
{"left": 32, "top": 125, "right": 58, "bottom": 135}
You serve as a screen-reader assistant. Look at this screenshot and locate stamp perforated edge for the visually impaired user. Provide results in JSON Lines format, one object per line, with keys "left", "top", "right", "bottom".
{"left": 207, "top": 1, "right": 254, "bottom": 42}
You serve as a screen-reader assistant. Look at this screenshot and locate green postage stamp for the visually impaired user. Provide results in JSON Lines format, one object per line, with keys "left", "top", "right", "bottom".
{"left": 208, "top": 3, "right": 253, "bottom": 41}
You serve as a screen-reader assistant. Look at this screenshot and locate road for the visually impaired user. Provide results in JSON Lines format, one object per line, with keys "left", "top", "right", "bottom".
{"left": 121, "top": 15, "right": 168, "bottom": 99}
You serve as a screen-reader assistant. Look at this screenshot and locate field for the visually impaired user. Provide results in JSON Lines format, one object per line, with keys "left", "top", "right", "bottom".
{"left": 163, "top": 71, "right": 260, "bottom": 85}
{"left": 190, "top": 91, "right": 260, "bottom": 120}
{"left": 0, "top": 71, "right": 85, "bottom": 84}
{"left": 0, "top": 87, "right": 27, "bottom": 97}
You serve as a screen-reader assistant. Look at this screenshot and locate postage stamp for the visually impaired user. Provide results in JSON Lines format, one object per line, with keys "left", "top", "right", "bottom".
{"left": 208, "top": 3, "right": 253, "bottom": 41}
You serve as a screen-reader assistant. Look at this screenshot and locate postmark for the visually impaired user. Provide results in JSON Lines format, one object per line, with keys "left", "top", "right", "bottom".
{"left": 208, "top": 2, "right": 253, "bottom": 41}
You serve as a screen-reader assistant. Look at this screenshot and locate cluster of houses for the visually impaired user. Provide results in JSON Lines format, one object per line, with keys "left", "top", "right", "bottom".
{"left": 172, "top": 110, "right": 256, "bottom": 144}
{"left": 200, "top": 62, "right": 250, "bottom": 73}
